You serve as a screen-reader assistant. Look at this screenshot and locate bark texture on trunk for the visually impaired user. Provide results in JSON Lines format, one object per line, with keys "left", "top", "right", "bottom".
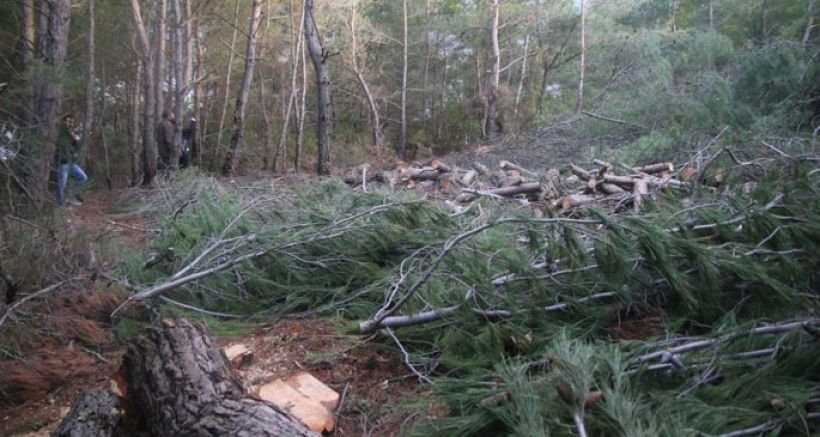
{"left": 222, "top": 0, "right": 262, "bottom": 176}
{"left": 56, "top": 319, "right": 314, "bottom": 436}
{"left": 305, "top": 0, "right": 332, "bottom": 176}
{"left": 53, "top": 388, "right": 122, "bottom": 437}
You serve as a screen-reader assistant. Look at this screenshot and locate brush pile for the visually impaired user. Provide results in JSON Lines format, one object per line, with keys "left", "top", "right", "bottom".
{"left": 344, "top": 157, "right": 692, "bottom": 215}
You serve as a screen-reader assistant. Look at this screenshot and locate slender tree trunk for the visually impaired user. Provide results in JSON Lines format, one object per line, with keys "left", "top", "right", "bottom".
{"left": 709, "top": 0, "right": 714, "bottom": 31}
{"left": 99, "top": 64, "right": 111, "bottom": 189}
{"left": 25, "top": 0, "right": 70, "bottom": 203}
{"left": 171, "top": 0, "right": 185, "bottom": 167}
{"left": 422, "top": 0, "right": 431, "bottom": 121}
{"left": 670, "top": 0, "right": 678, "bottom": 32}
{"left": 130, "top": 0, "right": 158, "bottom": 187}
{"left": 19, "top": 0, "right": 36, "bottom": 125}
{"left": 577, "top": 0, "right": 587, "bottom": 113}
{"left": 80, "top": 0, "right": 95, "bottom": 168}
{"left": 803, "top": 0, "right": 816, "bottom": 48}
{"left": 514, "top": 34, "right": 529, "bottom": 121}
{"left": 295, "top": 31, "right": 307, "bottom": 172}
{"left": 192, "top": 11, "right": 203, "bottom": 166}
{"left": 304, "top": 0, "right": 332, "bottom": 176}
{"left": 183, "top": 0, "right": 193, "bottom": 88}
{"left": 217, "top": 0, "right": 240, "bottom": 165}
{"left": 129, "top": 39, "right": 142, "bottom": 186}
{"left": 155, "top": 0, "right": 167, "bottom": 120}
{"left": 398, "top": 0, "right": 408, "bottom": 158}
{"left": 275, "top": 0, "right": 305, "bottom": 173}
{"left": 222, "top": 0, "right": 262, "bottom": 176}
{"left": 348, "top": 0, "right": 383, "bottom": 152}
{"left": 484, "top": 0, "right": 502, "bottom": 139}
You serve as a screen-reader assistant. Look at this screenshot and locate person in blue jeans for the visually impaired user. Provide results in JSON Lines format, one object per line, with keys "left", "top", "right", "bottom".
{"left": 55, "top": 114, "right": 88, "bottom": 207}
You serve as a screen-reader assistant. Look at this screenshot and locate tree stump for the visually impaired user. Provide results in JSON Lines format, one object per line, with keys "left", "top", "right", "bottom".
{"left": 56, "top": 318, "right": 314, "bottom": 436}
{"left": 122, "top": 318, "right": 314, "bottom": 436}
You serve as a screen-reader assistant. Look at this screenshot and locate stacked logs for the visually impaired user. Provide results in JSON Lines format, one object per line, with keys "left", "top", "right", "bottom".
{"left": 343, "top": 158, "right": 687, "bottom": 215}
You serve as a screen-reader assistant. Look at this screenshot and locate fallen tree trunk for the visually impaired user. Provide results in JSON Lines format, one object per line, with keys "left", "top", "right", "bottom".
{"left": 57, "top": 319, "right": 315, "bottom": 436}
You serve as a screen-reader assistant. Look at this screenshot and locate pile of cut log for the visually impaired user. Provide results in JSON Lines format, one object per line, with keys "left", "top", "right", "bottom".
{"left": 344, "top": 158, "right": 688, "bottom": 214}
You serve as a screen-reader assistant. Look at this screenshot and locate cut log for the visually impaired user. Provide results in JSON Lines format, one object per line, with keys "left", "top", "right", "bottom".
{"left": 491, "top": 181, "right": 542, "bottom": 197}
{"left": 409, "top": 167, "right": 443, "bottom": 181}
{"left": 53, "top": 388, "right": 123, "bottom": 437}
{"left": 499, "top": 160, "right": 538, "bottom": 178}
{"left": 634, "top": 162, "right": 673, "bottom": 174}
{"left": 122, "top": 319, "right": 314, "bottom": 436}
{"left": 633, "top": 177, "right": 649, "bottom": 211}
{"left": 460, "top": 169, "right": 478, "bottom": 186}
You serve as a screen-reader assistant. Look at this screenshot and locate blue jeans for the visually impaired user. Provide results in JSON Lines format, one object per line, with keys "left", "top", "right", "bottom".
{"left": 57, "top": 163, "right": 88, "bottom": 206}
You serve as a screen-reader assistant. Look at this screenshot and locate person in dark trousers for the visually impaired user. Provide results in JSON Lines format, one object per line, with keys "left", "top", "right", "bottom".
{"left": 156, "top": 110, "right": 177, "bottom": 171}
{"left": 55, "top": 114, "right": 88, "bottom": 207}
{"left": 180, "top": 117, "right": 196, "bottom": 169}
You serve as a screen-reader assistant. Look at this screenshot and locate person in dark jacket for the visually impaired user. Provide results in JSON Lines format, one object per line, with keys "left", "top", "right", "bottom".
{"left": 55, "top": 114, "right": 88, "bottom": 207}
{"left": 179, "top": 117, "right": 196, "bottom": 169}
{"left": 156, "top": 110, "right": 177, "bottom": 171}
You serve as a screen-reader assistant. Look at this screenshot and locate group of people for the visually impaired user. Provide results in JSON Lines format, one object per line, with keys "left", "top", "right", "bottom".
{"left": 55, "top": 110, "right": 196, "bottom": 207}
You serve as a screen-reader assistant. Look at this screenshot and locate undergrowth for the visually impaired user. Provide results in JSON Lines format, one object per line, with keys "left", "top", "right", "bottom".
{"left": 104, "top": 141, "right": 820, "bottom": 435}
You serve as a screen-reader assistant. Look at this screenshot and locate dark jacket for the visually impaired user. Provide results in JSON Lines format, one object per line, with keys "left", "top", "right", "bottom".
{"left": 56, "top": 124, "right": 78, "bottom": 165}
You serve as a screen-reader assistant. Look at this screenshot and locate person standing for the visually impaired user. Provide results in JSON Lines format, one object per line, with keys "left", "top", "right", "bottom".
{"left": 55, "top": 114, "right": 88, "bottom": 207}
{"left": 156, "top": 110, "right": 177, "bottom": 171}
{"left": 179, "top": 117, "right": 196, "bottom": 169}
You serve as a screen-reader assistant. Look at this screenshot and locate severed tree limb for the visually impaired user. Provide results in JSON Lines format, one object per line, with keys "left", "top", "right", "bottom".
{"left": 630, "top": 318, "right": 820, "bottom": 367}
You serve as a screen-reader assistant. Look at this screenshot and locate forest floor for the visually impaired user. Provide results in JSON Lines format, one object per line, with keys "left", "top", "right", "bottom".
{"left": 0, "top": 133, "right": 609, "bottom": 436}
{"left": 0, "top": 188, "right": 445, "bottom": 436}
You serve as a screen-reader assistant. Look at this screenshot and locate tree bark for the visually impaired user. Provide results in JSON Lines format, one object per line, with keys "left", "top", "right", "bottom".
{"left": 171, "top": 0, "right": 185, "bottom": 169}
{"left": 53, "top": 388, "right": 122, "bottom": 437}
{"left": 154, "top": 0, "right": 167, "bottom": 122}
{"left": 128, "top": 40, "right": 142, "bottom": 186}
{"left": 222, "top": 0, "right": 262, "bottom": 177}
{"left": 80, "top": 0, "right": 95, "bottom": 169}
{"left": 21, "top": 0, "right": 70, "bottom": 203}
{"left": 129, "top": 0, "right": 158, "bottom": 187}
{"left": 121, "top": 319, "right": 314, "bottom": 436}
{"left": 55, "top": 319, "right": 315, "bottom": 436}
{"left": 347, "top": 0, "right": 384, "bottom": 152}
{"left": 217, "top": 0, "right": 240, "bottom": 166}
{"left": 398, "top": 0, "right": 408, "bottom": 157}
{"left": 484, "top": 0, "right": 502, "bottom": 139}
{"left": 576, "top": 0, "right": 586, "bottom": 113}
{"left": 274, "top": 0, "right": 306, "bottom": 173}
{"left": 305, "top": 0, "right": 332, "bottom": 176}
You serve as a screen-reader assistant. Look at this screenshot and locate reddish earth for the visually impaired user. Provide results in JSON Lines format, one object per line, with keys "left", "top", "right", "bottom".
{"left": 0, "top": 188, "right": 438, "bottom": 436}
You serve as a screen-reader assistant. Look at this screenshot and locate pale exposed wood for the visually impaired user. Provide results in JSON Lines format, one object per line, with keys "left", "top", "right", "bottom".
{"left": 500, "top": 160, "right": 538, "bottom": 178}
{"left": 633, "top": 177, "right": 649, "bottom": 211}
{"left": 634, "top": 162, "right": 674, "bottom": 174}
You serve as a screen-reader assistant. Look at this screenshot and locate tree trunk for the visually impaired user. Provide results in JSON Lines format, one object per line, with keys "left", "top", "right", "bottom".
{"left": 53, "top": 388, "right": 122, "bottom": 437}
{"left": 513, "top": 34, "right": 529, "bottom": 120}
{"left": 19, "top": 0, "right": 36, "bottom": 125}
{"left": 192, "top": 10, "right": 203, "bottom": 166}
{"left": 274, "top": 0, "right": 305, "bottom": 173}
{"left": 295, "top": 32, "right": 307, "bottom": 171}
{"left": 124, "top": 319, "right": 314, "bottom": 435}
{"left": 155, "top": 0, "right": 167, "bottom": 121}
{"left": 398, "top": 0, "right": 408, "bottom": 157}
{"left": 80, "top": 0, "right": 95, "bottom": 169}
{"left": 128, "top": 38, "right": 142, "bottom": 187}
{"left": 217, "top": 0, "right": 240, "bottom": 166}
{"left": 305, "top": 0, "right": 332, "bottom": 176}
{"left": 484, "top": 0, "right": 502, "bottom": 139}
{"left": 23, "top": 0, "right": 70, "bottom": 203}
{"left": 57, "top": 319, "right": 314, "bottom": 436}
{"left": 348, "top": 0, "right": 383, "bottom": 152}
{"left": 130, "top": 0, "right": 158, "bottom": 187}
{"left": 171, "top": 0, "right": 185, "bottom": 169}
{"left": 222, "top": 0, "right": 262, "bottom": 176}
{"left": 576, "top": 0, "right": 586, "bottom": 113}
